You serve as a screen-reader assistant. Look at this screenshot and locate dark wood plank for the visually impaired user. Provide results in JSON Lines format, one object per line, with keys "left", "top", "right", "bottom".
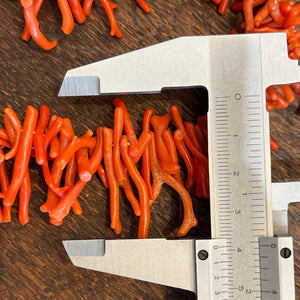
{"left": 0, "top": 0, "right": 299, "bottom": 299}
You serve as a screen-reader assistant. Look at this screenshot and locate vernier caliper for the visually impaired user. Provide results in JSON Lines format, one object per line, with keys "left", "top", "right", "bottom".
{"left": 59, "top": 33, "right": 300, "bottom": 299}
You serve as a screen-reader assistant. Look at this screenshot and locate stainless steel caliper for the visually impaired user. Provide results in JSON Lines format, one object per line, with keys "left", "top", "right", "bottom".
{"left": 59, "top": 33, "right": 300, "bottom": 299}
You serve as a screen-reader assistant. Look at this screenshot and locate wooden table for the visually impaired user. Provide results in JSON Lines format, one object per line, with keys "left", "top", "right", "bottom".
{"left": 0, "top": 1, "right": 300, "bottom": 299}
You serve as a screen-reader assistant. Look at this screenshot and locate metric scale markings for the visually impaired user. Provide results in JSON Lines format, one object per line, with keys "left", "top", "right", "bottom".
{"left": 60, "top": 34, "right": 298, "bottom": 300}
{"left": 210, "top": 91, "right": 270, "bottom": 299}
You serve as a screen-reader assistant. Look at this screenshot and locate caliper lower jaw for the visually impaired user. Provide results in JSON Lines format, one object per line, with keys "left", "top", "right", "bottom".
{"left": 63, "top": 237, "right": 295, "bottom": 299}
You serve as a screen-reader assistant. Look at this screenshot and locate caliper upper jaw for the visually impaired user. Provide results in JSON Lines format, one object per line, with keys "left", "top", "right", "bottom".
{"left": 58, "top": 36, "right": 212, "bottom": 96}
{"left": 59, "top": 33, "right": 300, "bottom": 98}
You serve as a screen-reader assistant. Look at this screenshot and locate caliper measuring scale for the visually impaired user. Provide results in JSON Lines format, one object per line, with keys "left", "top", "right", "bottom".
{"left": 60, "top": 33, "right": 299, "bottom": 299}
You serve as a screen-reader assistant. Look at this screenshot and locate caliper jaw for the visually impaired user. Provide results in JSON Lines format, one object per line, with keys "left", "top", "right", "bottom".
{"left": 59, "top": 33, "right": 300, "bottom": 300}
{"left": 63, "top": 237, "right": 295, "bottom": 299}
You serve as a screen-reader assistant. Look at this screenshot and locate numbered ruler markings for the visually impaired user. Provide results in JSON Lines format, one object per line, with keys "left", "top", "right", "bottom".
{"left": 196, "top": 239, "right": 234, "bottom": 300}
{"left": 212, "top": 92, "right": 267, "bottom": 299}
{"left": 259, "top": 238, "right": 281, "bottom": 299}
{"left": 215, "top": 241, "right": 233, "bottom": 300}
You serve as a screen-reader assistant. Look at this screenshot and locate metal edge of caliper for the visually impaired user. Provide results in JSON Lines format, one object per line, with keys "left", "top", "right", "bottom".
{"left": 62, "top": 238, "right": 231, "bottom": 297}
{"left": 58, "top": 33, "right": 300, "bottom": 98}
{"left": 60, "top": 33, "right": 300, "bottom": 299}
{"left": 63, "top": 235, "right": 296, "bottom": 299}
{"left": 272, "top": 182, "right": 300, "bottom": 236}
{"left": 63, "top": 178, "right": 300, "bottom": 299}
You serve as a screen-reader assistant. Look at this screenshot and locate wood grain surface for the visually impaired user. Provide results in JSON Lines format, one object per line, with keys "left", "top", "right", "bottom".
{"left": 0, "top": 0, "right": 299, "bottom": 299}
